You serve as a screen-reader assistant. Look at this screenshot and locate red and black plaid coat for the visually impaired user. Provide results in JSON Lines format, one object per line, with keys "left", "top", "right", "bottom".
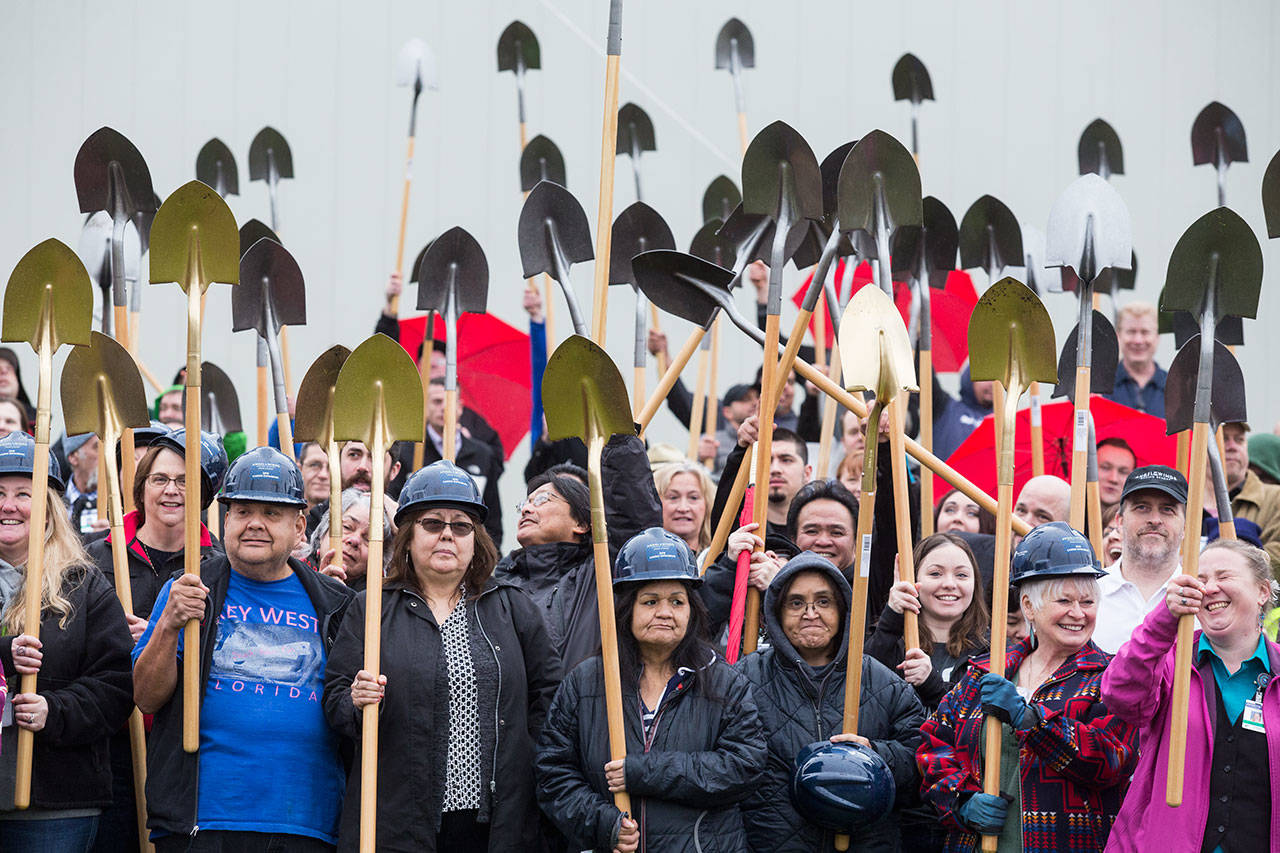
{"left": 916, "top": 638, "right": 1138, "bottom": 853}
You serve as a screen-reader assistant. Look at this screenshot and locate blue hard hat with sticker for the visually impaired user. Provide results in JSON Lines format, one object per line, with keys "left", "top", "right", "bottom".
{"left": 613, "top": 527, "right": 701, "bottom": 588}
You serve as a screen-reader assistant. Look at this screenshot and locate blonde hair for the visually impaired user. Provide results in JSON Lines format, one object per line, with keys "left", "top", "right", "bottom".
{"left": 2, "top": 487, "right": 88, "bottom": 633}
{"left": 1201, "top": 538, "right": 1278, "bottom": 608}
{"left": 1116, "top": 301, "right": 1157, "bottom": 332}
{"left": 653, "top": 462, "right": 713, "bottom": 550}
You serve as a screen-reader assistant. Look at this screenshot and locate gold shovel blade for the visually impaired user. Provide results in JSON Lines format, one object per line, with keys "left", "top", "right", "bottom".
{"left": 150, "top": 181, "right": 240, "bottom": 293}
{"left": 838, "top": 285, "right": 918, "bottom": 405}
{"left": 294, "top": 345, "right": 353, "bottom": 445}
{"left": 2, "top": 239, "right": 93, "bottom": 351}
{"left": 542, "top": 335, "right": 634, "bottom": 444}
{"left": 967, "top": 277, "right": 1058, "bottom": 391}
{"left": 331, "top": 334, "right": 424, "bottom": 448}
{"left": 60, "top": 331, "right": 150, "bottom": 439}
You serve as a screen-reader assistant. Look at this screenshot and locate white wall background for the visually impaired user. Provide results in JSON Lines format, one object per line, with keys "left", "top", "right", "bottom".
{"left": 3, "top": 0, "right": 1278, "bottom": 525}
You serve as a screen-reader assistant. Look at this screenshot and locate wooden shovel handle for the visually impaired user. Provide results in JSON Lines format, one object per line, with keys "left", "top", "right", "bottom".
{"left": 360, "top": 431, "right": 388, "bottom": 852}
{"left": 919, "top": 349, "right": 934, "bottom": 536}
{"left": 1086, "top": 480, "right": 1104, "bottom": 556}
{"left": 1069, "top": 366, "right": 1091, "bottom": 533}
{"left": 128, "top": 708, "right": 153, "bottom": 852}
{"left": 1029, "top": 381, "right": 1044, "bottom": 477}
{"left": 649, "top": 303, "right": 669, "bottom": 376}
{"left": 182, "top": 289, "right": 202, "bottom": 754}
{"left": 841, "top": 488, "right": 878, "bottom": 735}
{"left": 277, "top": 413, "right": 296, "bottom": 463}
{"left": 815, "top": 342, "right": 841, "bottom": 479}
{"left": 122, "top": 429, "right": 137, "bottom": 514}
{"left": 981, "top": 482, "right": 1015, "bottom": 852}
{"left": 703, "top": 317, "right": 722, "bottom": 467}
{"left": 702, "top": 457, "right": 751, "bottom": 570}
{"left": 256, "top": 365, "right": 269, "bottom": 448}
{"left": 687, "top": 349, "right": 709, "bottom": 460}
{"left": 637, "top": 327, "right": 706, "bottom": 431}
{"left": 444, "top": 388, "right": 458, "bottom": 462}
{"left": 888, "top": 398, "right": 919, "bottom": 651}
{"left": 328, "top": 439, "right": 343, "bottom": 565}
{"left": 590, "top": 53, "right": 622, "bottom": 347}
{"left": 631, "top": 366, "right": 645, "bottom": 425}
{"left": 744, "top": 315, "right": 781, "bottom": 653}
{"left": 1176, "top": 430, "right": 1191, "bottom": 479}
{"left": 389, "top": 135, "right": 416, "bottom": 316}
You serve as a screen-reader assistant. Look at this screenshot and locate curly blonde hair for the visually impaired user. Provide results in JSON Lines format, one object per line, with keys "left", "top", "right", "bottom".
{"left": 3, "top": 487, "right": 87, "bottom": 633}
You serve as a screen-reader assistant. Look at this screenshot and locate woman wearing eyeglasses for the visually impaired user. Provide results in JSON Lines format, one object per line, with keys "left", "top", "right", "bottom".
{"left": 323, "top": 460, "right": 562, "bottom": 851}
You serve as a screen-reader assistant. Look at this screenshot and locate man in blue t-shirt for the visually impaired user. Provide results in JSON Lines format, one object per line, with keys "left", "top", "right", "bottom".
{"left": 133, "top": 447, "right": 354, "bottom": 851}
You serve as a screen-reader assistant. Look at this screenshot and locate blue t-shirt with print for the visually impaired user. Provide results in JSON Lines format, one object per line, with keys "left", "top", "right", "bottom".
{"left": 134, "top": 570, "right": 344, "bottom": 843}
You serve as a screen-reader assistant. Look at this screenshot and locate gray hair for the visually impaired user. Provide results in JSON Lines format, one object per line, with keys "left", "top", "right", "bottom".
{"left": 308, "top": 487, "right": 393, "bottom": 563}
{"left": 1019, "top": 576, "right": 1101, "bottom": 621}
{"left": 1200, "top": 538, "right": 1279, "bottom": 608}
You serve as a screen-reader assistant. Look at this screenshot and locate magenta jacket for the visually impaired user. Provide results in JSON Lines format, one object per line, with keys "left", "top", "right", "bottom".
{"left": 1100, "top": 603, "right": 1280, "bottom": 853}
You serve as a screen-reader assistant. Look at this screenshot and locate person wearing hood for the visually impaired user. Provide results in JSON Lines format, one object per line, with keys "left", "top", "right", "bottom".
{"left": 536, "top": 528, "right": 766, "bottom": 853}
{"left": 494, "top": 434, "right": 662, "bottom": 671}
{"left": 0, "top": 347, "right": 35, "bottom": 425}
{"left": 737, "top": 551, "right": 926, "bottom": 852}
{"left": 932, "top": 365, "right": 993, "bottom": 463}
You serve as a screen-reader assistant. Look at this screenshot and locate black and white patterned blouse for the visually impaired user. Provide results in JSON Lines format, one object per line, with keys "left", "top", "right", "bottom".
{"left": 440, "top": 598, "right": 483, "bottom": 813}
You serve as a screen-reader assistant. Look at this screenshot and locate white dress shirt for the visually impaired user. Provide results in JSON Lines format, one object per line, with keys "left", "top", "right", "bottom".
{"left": 1092, "top": 557, "right": 1179, "bottom": 654}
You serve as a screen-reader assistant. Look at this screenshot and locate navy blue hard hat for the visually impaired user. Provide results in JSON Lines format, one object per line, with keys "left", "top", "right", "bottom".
{"left": 791, "top": 740, "right": 895, "bottom": 834}
{"left": 394, "top": 460, "right": 488, "bottom": 527}
{"left": 217, "top": 446, "right": 305, "bottom": 508}
{"left": 151, "top": 429, "right": 230, "bottom": 510}
{"left": 614, "top": 527, "right": 701, "bottom": 588}
{"left": 116, "top": 420, "right": 171, "bottom": 468}
{"left": 0, "top": 432, "right": 64, "bottom": 493}
{"left": 1010, "top": 521, "right": 1105, "bottom": 586}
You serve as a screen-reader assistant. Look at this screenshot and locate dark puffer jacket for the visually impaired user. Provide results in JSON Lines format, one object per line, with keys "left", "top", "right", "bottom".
{"left": 84, "top": 510, "right": 220, "bottom": 620}
{"left": 736, "top": 553, "right": 926, "bottom": 852}
{"left": 536, "top": 654, "right": 767, "bottom": 852}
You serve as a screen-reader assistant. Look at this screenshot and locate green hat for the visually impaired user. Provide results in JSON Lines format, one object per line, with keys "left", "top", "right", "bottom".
{"left": 152, "top": 384, "right": 183, "bottom": 419}
{"left": 1248, "top": 433, "right": 1280, "bottom": 485}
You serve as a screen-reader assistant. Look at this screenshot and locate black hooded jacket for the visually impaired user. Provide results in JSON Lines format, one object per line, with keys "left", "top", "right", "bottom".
{"left": 735, "top": 553, "right": 925, "bottom": 852}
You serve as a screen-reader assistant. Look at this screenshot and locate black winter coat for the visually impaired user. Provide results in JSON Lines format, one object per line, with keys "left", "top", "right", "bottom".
{"left": 536, "top": 655, "right": 767, "bottom": 853}
{"left": 0, "top": 563, "right": 133, "bottom": 810}
{"left": 84, "top": 510, "right": 220, "bottom": 620}
{"left": 736, "top": 554, "right": 926, "bottom": 853}
{"left": 864, "top": 603, "right": 986, "bottom": 712}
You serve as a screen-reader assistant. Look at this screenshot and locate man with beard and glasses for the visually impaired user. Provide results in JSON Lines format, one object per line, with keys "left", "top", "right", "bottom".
{"left": 1093, "top": 466, "right": 1188, "bottom": 653}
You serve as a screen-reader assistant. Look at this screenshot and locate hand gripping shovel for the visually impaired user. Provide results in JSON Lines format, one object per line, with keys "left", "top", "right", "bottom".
{"left": 1077, "top": 118, "right": 1124, "bottom": 180}
{"left": 498, "top": 21, "right": 541, "bottom": 151}
{"left": 967, "top": 278, "right": 1057, "bottom": 852}
{"left": 702, "top": 175, "right": 742, "bottom": 224}
{"left": 416, "top": 227, "right": 489, "bottom": 461}
{"left": 1, "top": 239, "right": 93, "bottom": 808}
{"left": 833, "top": 285, "right": 917, "bottom": 851}
{"left": 74, "top": 127, "right": 155, "bottom": 355}
{"left": 389, "top": 38, "right": 439, "bottom": 316}
{"left": 542, "top": 334, "right": 636, "bottom": 818}
{"left": 150, "top": 181, "right": 239, "bottom": 753}
{"left": 294, "top": 345, "right": 352, "bottom": 577}
{"left": 520, "top": 135, "right": 567, "bottom": 191}
{"left": 609, "top": 202, "right": 675, "bottom": 415}
{"left": 589, "top": 0, "right": 626, "bottom": 345}
{"left": 714, "top": 18, "right": 755, "bottom": 154}
{"left": 891, "top": 53, "right": 934, "bottom": 161}
{"left": 195, "top": 138, "right": 239, "bottom": 198}
{"left": 60, "top": 332, "right": 152, "bottom": 850}
{"left": 1045, "top": 174, "right": 1132, "bottom": 535}
{"left": 519, "top": 180, "right": 595, "bottom": 337}
{"left": 616, "top": 102, "right": 656, "bottom": 203}
{"left": 332, "top": 334, "right": 423, "bottom": 853}
{"left": 235, "top": 238, "right": 308, "bottom": 460}
{"left": 1263, "top": 148, "right": 1280, "bottom": 239}
{"left": 1159, "top": 205, "right": 1262, "bottom": 806}
{"left": 238, "top": 219, "right": 281, "bottom": 445}
{"left": 1191, "top": 101, "right": 1247, "bottom": 207}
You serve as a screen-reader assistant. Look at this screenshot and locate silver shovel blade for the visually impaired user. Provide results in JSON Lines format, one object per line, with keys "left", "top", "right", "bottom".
{"left": 1045, "top": 174, "right": 1133, "bottom": 285}
{"left": 397, "top": 38, "right": 440, "bottom": 90}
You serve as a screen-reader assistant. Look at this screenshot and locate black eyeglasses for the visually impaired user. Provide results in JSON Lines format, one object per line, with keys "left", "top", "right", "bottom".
{"left": 415, "top": 517, "right": 476, "bottom": 537}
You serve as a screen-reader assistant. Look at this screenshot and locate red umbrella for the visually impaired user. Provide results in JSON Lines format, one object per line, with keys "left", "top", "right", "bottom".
{"left": 791, "top": 260, "right": 977, "bottom": 372}
{"left": 941, "top": 396, "right": 1178, "bottom": 506}
{"left": 396, "top": 313, "right": 532, "bottom": 460}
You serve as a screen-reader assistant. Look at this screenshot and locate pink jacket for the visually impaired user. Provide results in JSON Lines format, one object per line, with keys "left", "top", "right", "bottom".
{"left": 1101, "top": 603, "right": 1280, "bottom": 853}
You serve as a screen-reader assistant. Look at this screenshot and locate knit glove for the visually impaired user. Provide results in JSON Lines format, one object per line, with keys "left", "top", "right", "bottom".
{"left": 979, "top": 672, "right": 1040, "bottom": 731}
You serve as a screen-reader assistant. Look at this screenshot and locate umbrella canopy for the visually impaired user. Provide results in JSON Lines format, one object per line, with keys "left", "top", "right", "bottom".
{"left": 942, "top": 396, "right": 1177, "bottom": 506}
{"left": 396, "top": 313, "right": 531, "bottom": 460}
{"left": 791, "top": 259, "right": 978, "bottom": 372}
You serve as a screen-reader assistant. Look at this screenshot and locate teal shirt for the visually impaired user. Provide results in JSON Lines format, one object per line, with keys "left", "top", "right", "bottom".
{"left": 1197, "top": 632, "right": 1271, "bottom": 725}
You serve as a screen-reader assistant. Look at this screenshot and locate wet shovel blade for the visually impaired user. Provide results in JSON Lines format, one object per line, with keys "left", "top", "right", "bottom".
{"left": 520, "top": 135, "right": 567, "bottom": 191}
{"left": 60, "top": 331, "right": 150, "bottom": 438}
{"left": 610, "top": 203, "right": 676, "bottom": 285}
{"left": 967, "top": 278, "right": 1058, "bottom": 389}
{"left": 73, "top": 127, "right": 155, "bottom": 217}
{"left": 1164, "top": 335, "right": 1247, "bottom": 434}
{"left": 741, "top": 121, "right": 823, "bottom": 223}
{"left": 1045, "top": 174, "right": 1133, "bottom": 284}
{"left": 239, "top": 219, "right": 279, "bottom": 257}
{"left": 150, "top": 182, "right": 240, "bottom": 291}
{"left": 248, "top": 127, "right": 294, "bottom": 181}
{"left": 689, "top": 219, "right": 737, "bottom": 269}
{"left": 1053, "top": 311, "right": 1119, "bottom": 401}
{"left": 714, "top": 18, "right": 755, "bottom": 69}
{"left": 838, "top": 286, "right": 918, "bottom": 404}
{"left": 1078, "top": 119, "right": 1124, "bottom": 177}
{"left": 616, "top": 103, "right": 656, "bottom": 155}
{"left": 1162, "top": 207, "right": 1263, "bottom": 322}
{"left": 518, "top": 181, "right": 594, "bottom": 280}
{"left": 497, "top": 21, "right": 541, "bottom": 72}
{"left": 959, "top": 195, "right": 1023, "bottom": 277}
{"left": 837, "top": 130, "right": 923, "bottom": 236}
{"left": 702, "top": 176, "right": 742, "bottom": 225}
{"left": 1262, "top": 149, "right": 1280, "bottom": 239}
{"left": 235, "top": 238, "right": 307, "bottom": 335}
{"left": 332, "top": 334, "right": 424, "bottom": 446}
{"left": 891, "top": 53, "right": 934, "bottom": 103}
{"left": 2, "top": 239, "right": 94, "bottom": 350}
{"left": 542, "top": 335, "right": 634, "bottom": 443}
{"left": 416, "top": 227, "right": 490, "bottom": 314}
{"left": 1191, "top": 102, "right": 1247, "bottom": 167}
{"left": 294, "top": 345, "right": 352, "bottom": 444}
{"left": 195, "top": 138, "right": 239, "bottom": 196}
{"left": 631, "top": 250, "right": 733, "bottom": 328}
{"left": 198, "top": 362, "right": 242, "bottom": 434}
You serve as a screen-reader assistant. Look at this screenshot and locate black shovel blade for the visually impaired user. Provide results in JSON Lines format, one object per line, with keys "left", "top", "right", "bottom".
{"left": 1164, "top": 335, "right": 1247, "bottom": 434}
{"left": 518, "top": 180, "right": 594, "bottom": 280}
{"left": 891, "top": 195, "right": 958, "bottom": 283}
{"left": 1077, "top": 119, "right": 1124, "bottom": 177}
{"left": 1170, "top": 310, "right": 1244, "bottom": 348}
{"left": 837, "top": 130, "right": 923, "bottom": 236}
{"left": 239, "top": 219, "right": 279, "bottom": 258}
{"left": 609, "top": 202, "right": 676, "bottom": 285}
{"left": 1263, "top": 148, "right": 1280, "bottom": 238}
{"left": 892, "top": 53, "right": 934, "bottom": 104}
{"left": 632, "top": 250, "right": 733, "bottom": 328}
{"left": 1191, "top": 102, "right": 1247, "bottom": 167}
{"left": 689, "top": 219, "right": 737, "bottom": 269}
{"left": 701, "top": 175, "right": 742, "bottom": 224}
{"left": 741, "top": 121, "right": 823, "bottom": 224}
{"left": 497, "top": 20, "right": 541, "bottom": 72}
{"left": 416, "top": 226, "right": 489, "bottom": 314}
{"left": 234, "top": 237, "right": 307, "bottom": 336}
{"left": 714, "top": 18, "right": 755, "bottom": 69}
{"left": 791, "top": 222, "right": 827, "bottom": 269}
{"left": 819, "top": 142, "right": 858, "bottom": 252}
{"left": 520, "top": 135, "right": 567, "bottom": 191}
{"left": 617, "top": 103, "right": 657, "bottom": 155}
{"left": 248, "top": 127, "right": 294, "bottom": 181}
{"left": 74, "top": 127, "right": 156, "bottom": 217}
{"left": 958, "top": 194, "right": 1023, "bottom": 277}
{"left": 196, "top": 138, "right": 239, "bottom": 196}
{"left": 717, "top": 205, "right": 813, "bottom": 271}
{"left": 1052, "top": 310, "right": 1119, "bottom": 400}
{"left": 199, "top": 361, "right": 243, "bottom": 434}
{"left": 1163, "top": 206, "right": 1262, "bottom": 323}
{"left": 408, "top": 240, "right": 434, "bottom": 284}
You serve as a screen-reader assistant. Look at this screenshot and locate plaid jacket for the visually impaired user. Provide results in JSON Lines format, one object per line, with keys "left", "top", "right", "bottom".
{"left": 916, "top": 638, "right": 1138, "bottom": 853}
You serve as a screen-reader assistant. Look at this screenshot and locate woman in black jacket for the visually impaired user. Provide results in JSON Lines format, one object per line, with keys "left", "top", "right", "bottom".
{"left": 324, "top": 460, "right": 562, "bottom": 851}
{"left": 536, "top": 527, "right": 767, "bottom": 853}
{"left": 737, "top": 552, "right": 925, "bottom": 853}
{"left": 0, "top": 432, "right": 133, "bottom": 851}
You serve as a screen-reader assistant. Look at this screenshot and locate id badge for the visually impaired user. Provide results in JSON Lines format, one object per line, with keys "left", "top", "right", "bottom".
{"left": 1242, "top": 699, "right": 1266, "bottom": 734}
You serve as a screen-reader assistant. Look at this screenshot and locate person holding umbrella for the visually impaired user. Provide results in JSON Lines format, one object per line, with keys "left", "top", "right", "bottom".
{"left": 917, "top": 522, "right": 1138, "bottom": 853}
{"left": 535, "top": 527, "right": 766, "bottom": 853}
{"left": 0, "top": 431, "right": 133, "bottom": 850}
{"left": 324, "top": 460, "right": 561, "bottom": 850}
